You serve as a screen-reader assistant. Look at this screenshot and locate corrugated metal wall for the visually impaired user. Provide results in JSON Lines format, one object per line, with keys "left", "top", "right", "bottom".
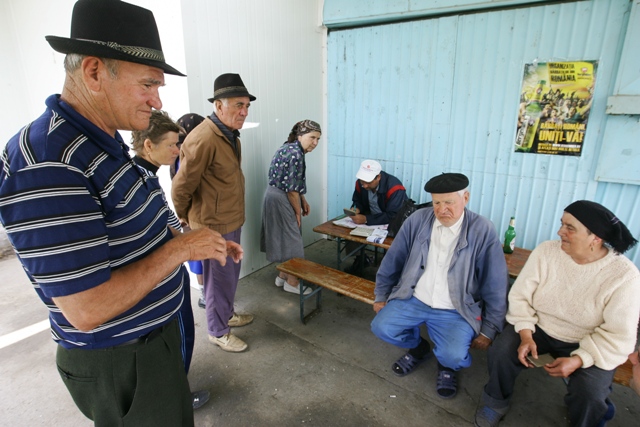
{"left": 180, "top": 0, "right": 325, "bottom": 277}
{"left": 326, "top": 0, "right": 640, "bottom": 266}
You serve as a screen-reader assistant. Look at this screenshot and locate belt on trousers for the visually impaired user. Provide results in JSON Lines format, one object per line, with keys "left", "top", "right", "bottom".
{"left": 112, "top": 321, "right": 169, "bottom": 348}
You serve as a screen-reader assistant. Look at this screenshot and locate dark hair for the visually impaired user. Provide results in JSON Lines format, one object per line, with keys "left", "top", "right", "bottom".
{"left": 131, "top": 110, "right": 181, "bottom": 154}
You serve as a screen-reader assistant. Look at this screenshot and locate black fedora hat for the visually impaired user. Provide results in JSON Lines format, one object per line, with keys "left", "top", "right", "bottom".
{"left": 45, "top": 0, "right": 185, "bottom": 76}
{"left": 208, "top": 73, "right": 256, "bottom": 103}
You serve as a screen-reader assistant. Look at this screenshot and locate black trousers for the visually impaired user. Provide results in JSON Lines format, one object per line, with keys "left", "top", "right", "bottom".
{"left": 482, "top": 324, "right": 615, "bottom": 427}
{"left": 56, "top": 319, "right": 193, "bottom": 427}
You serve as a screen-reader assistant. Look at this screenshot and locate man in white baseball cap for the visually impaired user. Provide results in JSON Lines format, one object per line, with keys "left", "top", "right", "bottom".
{"left": 345, "top": 159, "right": 408, "bottom": 274}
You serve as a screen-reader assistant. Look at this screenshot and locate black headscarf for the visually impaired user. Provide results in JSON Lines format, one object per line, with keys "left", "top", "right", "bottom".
{"left": 564, "top": 200, "right": 638, "bottom": 254}
{"left": 172, "top": 113, "right": 205, "bottom": 178}
{"left": 177, "top": 113, "right": 205, "bottom": 146}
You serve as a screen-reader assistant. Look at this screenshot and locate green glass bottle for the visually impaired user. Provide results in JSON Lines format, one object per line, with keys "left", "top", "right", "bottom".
{"left": 503, "top": 217, "right": 516, "bottom": 254}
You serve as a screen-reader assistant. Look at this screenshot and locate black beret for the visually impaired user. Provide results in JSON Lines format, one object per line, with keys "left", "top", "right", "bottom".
{"left": 424, "top": 173, "right": 469, "bottom": 193}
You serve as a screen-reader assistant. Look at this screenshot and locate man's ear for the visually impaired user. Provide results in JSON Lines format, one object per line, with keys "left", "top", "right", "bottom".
{"left": 81, "top": 57, "right": 106, "bottom": 92}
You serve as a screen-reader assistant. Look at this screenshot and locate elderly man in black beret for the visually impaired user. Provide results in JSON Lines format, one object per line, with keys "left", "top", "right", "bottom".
{"left": 0, "top": 0, "right": 242, "bottom": 425}
{"left": 371, "top": 173, "right": 508, "bottom": 399}
{"left": 172, "top": 73, "right": 256, "bottom": 353}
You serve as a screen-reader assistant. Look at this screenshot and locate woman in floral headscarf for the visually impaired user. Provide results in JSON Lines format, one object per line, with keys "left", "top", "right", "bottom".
{"left": 260, "top": 120, "right": 321, "bottom": 295}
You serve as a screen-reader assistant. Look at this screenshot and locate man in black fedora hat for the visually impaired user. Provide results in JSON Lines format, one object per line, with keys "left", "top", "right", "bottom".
{"left": 173, "top": 73, "right": 256, "bottom": 353}
{"left": 370, "top": 173, "right": 508, "bottom": 400}
{"left": 0, "top": 1, "right": 242, "bottom": 425}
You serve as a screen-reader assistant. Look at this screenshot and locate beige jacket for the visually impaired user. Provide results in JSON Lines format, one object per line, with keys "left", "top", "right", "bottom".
{"left": 171, "top": 118, "right": 245, "bottom": 234}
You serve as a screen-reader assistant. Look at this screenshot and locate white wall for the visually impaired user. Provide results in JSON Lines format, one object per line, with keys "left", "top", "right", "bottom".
{"left": 0, "top": 0, "right": 193, "bottom": 281}
{"left": 0, "top": 0, "right": 190, "bottom": 148}
{"left": 1, "top": 0, "right": 327, "bottom": 281}
{"left": 180, "top": 0, "right": 326, "bottom": 278}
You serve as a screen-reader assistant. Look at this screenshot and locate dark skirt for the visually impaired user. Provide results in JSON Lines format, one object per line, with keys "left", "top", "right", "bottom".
{"left": 260, "top": 185, "right": 304, "bottom": 263}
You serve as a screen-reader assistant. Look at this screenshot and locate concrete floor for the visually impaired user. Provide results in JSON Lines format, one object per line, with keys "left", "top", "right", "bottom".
{"left": 1, "top": 238, "right": 638, "bottom": 427}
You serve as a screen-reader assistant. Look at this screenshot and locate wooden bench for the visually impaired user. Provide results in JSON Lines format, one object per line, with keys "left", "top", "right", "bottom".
{"left": 613, "top": 359, "right": 633, "bottom": 387}
{"left": 276, "top": 258, "right": 375, "bottom": 323}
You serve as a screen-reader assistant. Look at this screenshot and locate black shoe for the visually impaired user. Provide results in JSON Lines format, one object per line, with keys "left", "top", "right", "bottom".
{"left": 198, "top": 297, "right": 206, "bottom": 309}
{"left": 363, "top": 255, "right": 373, "bottom": 267}
{"left": 192, "top": 390, "right": 210, "bottom": 410}
{"left": 344, "top": 255, "right": 373, "bottom": 275}
{"left": 344, "top": 256, "right": 364, "bottom": 275}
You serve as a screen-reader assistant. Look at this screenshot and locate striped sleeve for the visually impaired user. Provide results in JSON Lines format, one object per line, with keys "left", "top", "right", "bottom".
{"left": 0, "top": 162, "right": 111, "bottom": 297}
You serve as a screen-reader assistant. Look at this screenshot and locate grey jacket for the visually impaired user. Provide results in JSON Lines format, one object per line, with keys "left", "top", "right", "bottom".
{"left": 374, "top": 208, "right": 508, "bottom": 340}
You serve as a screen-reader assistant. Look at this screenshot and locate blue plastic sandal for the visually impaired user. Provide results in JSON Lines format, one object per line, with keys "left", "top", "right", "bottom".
{"left": 392, "top": 352, "right": 429, "bottom": 377}
{"left": 436, "top": 367, "right": 458, "bottom": 399}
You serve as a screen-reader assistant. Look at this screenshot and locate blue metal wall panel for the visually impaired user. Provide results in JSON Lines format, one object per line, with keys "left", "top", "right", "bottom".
{"left": 323, "top": 0, "right": 549, "bottom": 28}
{"left": 327, "top": 0, "right": 640, "bottom": 266}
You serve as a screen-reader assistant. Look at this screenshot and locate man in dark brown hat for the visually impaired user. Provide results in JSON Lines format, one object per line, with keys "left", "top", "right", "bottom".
{"left": 370, "top": 173, "right": 508, "bottom": 399}
{"left": 0, "top": 1, "right": 240, "bottom": 425}
{"left": 173, "top": 73, "right": 256, "bottom": 353}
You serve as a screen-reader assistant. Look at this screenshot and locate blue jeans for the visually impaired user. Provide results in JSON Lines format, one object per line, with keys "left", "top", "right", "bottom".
{"left": 371, "top": 296, "right": 475, "bottom": 370}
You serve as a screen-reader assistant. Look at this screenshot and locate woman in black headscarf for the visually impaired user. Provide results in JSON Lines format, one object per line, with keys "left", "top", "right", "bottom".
{"left": 476, "top": 200, "right": 640, "bottom": 427}
{"left": 260, "top": 120, "right": 321, "bottom": 295}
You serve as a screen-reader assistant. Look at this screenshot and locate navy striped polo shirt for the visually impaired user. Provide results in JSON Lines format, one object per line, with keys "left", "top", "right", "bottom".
{"left": 0, "top": 95, "right": 187, "bottom": 349}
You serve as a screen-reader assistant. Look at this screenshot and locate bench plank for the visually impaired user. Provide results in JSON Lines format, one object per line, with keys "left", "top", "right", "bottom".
{"left": 277, "top": 258, "right": 375, "bottom": 305}
{"left": 613, "top": 359, "right": 633, "bottom": 387}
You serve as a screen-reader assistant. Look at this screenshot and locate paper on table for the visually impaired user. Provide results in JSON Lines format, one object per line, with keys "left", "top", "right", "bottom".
{"left": 332, "top": 216, "right": 389, "bottom": 230}
{"left": 332, "top": 216, "right": 358, "bottom": 228}
{"left": 366, "top": 228, "right": 388, "bottom": 244}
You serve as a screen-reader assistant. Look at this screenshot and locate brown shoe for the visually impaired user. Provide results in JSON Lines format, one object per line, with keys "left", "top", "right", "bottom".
{"left": 208, "top": 333, "right": 248, "bottom": 352}
{"left": 228, "top": 313, "right": 254, "bottom": 327}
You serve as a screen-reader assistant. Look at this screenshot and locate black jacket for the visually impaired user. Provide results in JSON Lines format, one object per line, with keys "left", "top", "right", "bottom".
{"left": 351, "top": 171, "right": 408, "bottom": 225}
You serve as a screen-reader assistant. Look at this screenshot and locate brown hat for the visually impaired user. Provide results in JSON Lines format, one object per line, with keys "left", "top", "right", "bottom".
{"left": 208, "top": 73, "right": 256, "bottom": 103}
{"left": 45, "top": 0, "right": 184, "bottom": 76}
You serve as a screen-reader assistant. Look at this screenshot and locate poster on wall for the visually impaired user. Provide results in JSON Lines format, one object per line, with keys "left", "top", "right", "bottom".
{"left": 514, "top": 60, "right": 598, "bottom": 156}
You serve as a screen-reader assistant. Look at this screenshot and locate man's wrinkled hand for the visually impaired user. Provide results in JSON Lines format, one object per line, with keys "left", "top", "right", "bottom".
{"left": 471, "top": 335, "right": 492, "bottom": 350}
{"left": 352, "top": 214, "right": 366, "bottom": 224}
{"left": 180, "top": 228, "right": 227, "bottom": 266}
{"left": 226, "top": 241, "right": 244, "bottom": 263}
{"left": 373, "top": 301, "right": 386, "bottom": 313}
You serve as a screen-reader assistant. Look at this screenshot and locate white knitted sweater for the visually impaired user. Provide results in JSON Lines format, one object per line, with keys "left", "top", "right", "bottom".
{"left": 507, "top": 240, "right": 640, "bottom": 370}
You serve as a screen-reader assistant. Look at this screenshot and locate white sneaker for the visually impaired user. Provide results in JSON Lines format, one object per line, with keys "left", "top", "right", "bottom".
{"left": 275, "top": 276, "right": 285, "bottom": 287}
{"left": 283, "top": 282, "right": 312, "bottom": 295}
{"left": 208, "top": 333, "right": 247, "bottom": 352}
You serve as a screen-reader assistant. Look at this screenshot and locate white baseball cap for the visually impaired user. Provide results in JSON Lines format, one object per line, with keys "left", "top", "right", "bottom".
{"left": 356, "top": 160, "right": 382, "bottom": 182}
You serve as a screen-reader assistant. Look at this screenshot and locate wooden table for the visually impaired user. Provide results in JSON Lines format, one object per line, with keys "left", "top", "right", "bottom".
{"left": 313, "top": 218, "right": 532, "bottom": 279}
{"left": 313, "top": 219, "right": 393, "bottom": 272}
